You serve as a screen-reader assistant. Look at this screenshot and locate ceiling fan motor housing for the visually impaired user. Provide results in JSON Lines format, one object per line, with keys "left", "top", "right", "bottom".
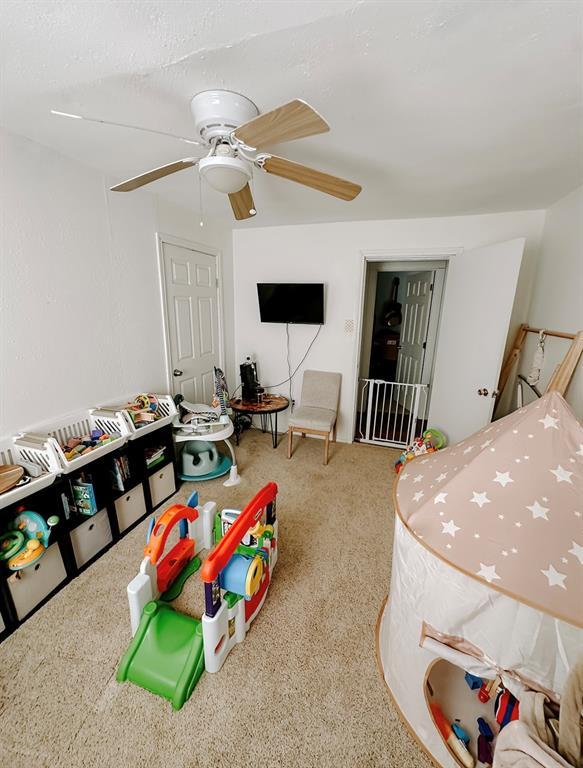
{"left": 190, "top": 89, "right": 259, "bottom": 143}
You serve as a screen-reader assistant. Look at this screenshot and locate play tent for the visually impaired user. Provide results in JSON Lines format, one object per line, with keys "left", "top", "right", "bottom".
{"left": 377, "top": 391, "right": 583, "bottom": 767}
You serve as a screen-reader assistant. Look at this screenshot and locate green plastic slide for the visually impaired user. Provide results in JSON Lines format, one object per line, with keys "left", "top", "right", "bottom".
{"left": 117, "top": 601, "right": 205, "bottom": 710}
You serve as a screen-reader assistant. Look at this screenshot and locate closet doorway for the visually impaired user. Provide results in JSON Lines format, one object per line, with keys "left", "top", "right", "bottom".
{"left": 355, "top": 259, "right": 447, "bottom": 447}
{"left": 157, "top": 234, "right": 224, "bottom": 404}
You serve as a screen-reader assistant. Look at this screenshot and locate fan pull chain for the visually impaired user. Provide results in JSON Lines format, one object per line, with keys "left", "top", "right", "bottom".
{"left": 198, "top": 171, "right": 204, "bottom": 227}
{"left": 249, "top": 175, "right": 257, "bottom": 216}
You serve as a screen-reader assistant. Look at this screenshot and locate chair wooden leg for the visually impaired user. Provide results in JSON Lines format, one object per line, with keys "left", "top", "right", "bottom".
{"left": 287, "top": 427, "right": 293, "bottom": 459}
{"left": 332, "top": 421, "right": 337, "bottom": 442}
{"left": 301, "top": 432, "right": 306, "bottom": 438}
{"left": 324, "top": 433, "right": 330, "bottom": 465}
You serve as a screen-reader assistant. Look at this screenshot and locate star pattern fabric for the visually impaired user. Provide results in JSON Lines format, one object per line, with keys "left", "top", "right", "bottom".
{"left": 395, "top": 391, "right": 583, "bottom": 627}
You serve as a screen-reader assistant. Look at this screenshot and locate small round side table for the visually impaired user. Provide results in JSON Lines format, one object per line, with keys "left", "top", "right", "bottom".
{"left": 229, "top": 395, "right": 290, "bottom": 448}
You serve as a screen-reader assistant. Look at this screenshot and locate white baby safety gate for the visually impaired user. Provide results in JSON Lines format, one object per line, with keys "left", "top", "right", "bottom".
{"left": 357, "top": 379, "right": 429, "bottom": 448}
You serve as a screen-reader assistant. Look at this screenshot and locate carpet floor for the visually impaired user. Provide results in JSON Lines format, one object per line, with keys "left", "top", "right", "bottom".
{"left": 0, "top": 430, "right": 433, "bottom": 768}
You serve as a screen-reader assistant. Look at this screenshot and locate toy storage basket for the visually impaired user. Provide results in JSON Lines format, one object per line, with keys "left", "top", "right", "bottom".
{"left": 99, "top": 394, "right": 177, "bottom": 439}
{"left": 22, "top": 409, "right": 130, "bottom": 473}
{"left": 0, "top": 435, "right": 60, "bottom": 510}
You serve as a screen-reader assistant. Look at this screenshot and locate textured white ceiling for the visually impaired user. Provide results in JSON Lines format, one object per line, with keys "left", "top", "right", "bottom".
{"left": 1, "top": 0, "right": 581, "bottom": 226}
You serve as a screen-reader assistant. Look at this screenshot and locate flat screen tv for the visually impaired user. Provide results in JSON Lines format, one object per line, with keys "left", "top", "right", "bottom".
{"left": 257, "top": 283, "right": 324, "bottom": 324}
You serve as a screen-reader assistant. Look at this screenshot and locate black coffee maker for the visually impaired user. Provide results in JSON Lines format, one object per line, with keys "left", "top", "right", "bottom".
{"left": 240, "top": 356, "right": 260, "bottom": 401}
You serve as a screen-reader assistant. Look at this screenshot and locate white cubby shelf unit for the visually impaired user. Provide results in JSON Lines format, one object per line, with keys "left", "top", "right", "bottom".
{"left": 0, "top": 435, "right": 61, "bottom": 510}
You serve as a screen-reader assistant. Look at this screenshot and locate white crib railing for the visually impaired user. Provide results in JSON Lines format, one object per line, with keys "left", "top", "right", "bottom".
{"left": 357, "top": 379, "right": 429, "bottom": 448}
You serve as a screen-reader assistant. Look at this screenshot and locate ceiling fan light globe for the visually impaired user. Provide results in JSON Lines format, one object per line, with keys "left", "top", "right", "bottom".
{"left": 198, "top": 156, "right": 251, "bottom": 194}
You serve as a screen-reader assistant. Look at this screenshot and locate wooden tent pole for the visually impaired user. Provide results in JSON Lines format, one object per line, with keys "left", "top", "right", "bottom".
{"left": 545, "top": 331, "right": 583, "bottom": 396}
{"left": 496, "top": 324, "right": 528, "bottom": 405}
{"left": 522, "top": 326, "right": 576, "bottom": 341}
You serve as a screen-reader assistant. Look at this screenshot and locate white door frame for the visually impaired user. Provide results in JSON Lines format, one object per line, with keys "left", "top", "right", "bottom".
{"left": 156, "top": 232, "right": 226, "bottom": 395}
{"left": 351, "top": 247, "right": 461, "bottom": 442}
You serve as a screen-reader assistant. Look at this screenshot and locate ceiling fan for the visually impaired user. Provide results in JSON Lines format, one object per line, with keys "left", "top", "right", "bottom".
{"left": 51, "top": 90, "right": 362, "bottom": 221}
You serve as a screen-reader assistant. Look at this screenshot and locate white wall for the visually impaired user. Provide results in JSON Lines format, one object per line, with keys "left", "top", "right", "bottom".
{"left": 0, "top": 130, "right": 234, "bottom": 435}
{"left": 233, "top": 211, "right": 545, "bottom": 442}
{"left": 519, "top": 186, "right": 583, "bottom": 416}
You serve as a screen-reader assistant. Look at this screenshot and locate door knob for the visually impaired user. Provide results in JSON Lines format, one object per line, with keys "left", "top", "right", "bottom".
{"left": 477, "top": 387, "right": 489, "bottom": 397}
{"left": 173, "top": 369, "right": 183, "bottom": 377}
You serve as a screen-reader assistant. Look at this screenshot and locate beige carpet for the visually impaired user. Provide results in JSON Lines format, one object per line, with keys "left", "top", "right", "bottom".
{"left": 0, "top": 431, "right": 432, "bottom": 768}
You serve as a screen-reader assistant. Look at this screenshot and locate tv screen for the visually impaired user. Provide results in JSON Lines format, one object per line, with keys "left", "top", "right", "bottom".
{"left": 257, "top": 283, "right": 324, "bottom": 324}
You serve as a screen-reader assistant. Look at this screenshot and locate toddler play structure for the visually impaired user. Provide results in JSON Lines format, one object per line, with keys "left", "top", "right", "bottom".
{"left": 117, "top": 482, "right": 278, "bottom": 710}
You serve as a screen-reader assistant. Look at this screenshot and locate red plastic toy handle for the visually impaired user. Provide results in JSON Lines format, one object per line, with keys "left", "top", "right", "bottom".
{"left": 201, "top": 482, "right": 277, "bottom": 583}
{"left": 144, "top": 503, "right": 199, "bottom": 565}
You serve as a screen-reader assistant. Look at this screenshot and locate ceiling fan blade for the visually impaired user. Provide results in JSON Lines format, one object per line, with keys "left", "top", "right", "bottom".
{"left": 262, "top": 155, "right": 361, "bottom": 201}
{"left": 110, "top": 159, "right": 197, "bottom": 192}
{"left": 228, "top": 184, "right": 256, "bottom": 220}
{"left": 233, "top": 99, "right": 329, "bottom": 149}
{"left": 50, "top": 110, "right": 203, "bottom": 146}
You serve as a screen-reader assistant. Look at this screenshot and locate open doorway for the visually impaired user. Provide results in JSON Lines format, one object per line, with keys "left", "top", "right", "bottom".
{"left": 355, "top": 259, "right": 447, "bottom": 447}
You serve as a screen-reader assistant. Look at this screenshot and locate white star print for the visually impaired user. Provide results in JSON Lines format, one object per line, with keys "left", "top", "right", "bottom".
{"left": 413, "top": 474, "right": 423, "bottom": 483}
{"left": 481, "top": 440, "right": 492, "bottom": 449}
{"left": 463, "top": 446, "right": 474, "bottom": 455}
{"left": 436, "top": 473, "right": 447, "bottom": 482}
{"left": 401, "top": 472, "right": 409, "bottom": 480}
{"left": 470, "top": 491, "right": 491, "bottom": 509}
{"left": 527, "top": 500, "right": 550, "bottom": 520}
{"left": 551, "top": 465, "right": 574, "bottom": 484}
{"left": 441, "top": 520, "right": 460, "bottom": 537}
{"left": 493, "top": 471, "right": 513, "bottom": 487}
{"left": 539, "top": 414, "right": 559, "bottom": 429}
{"left": 413, "top": 491, "right": 424, "bottom": 502}
{"left": 498, "top": 514, "right": 504, "bottom": 520}
{"left": 434, "top": 492, "right": 448, "bottom": 504}
{"left": 568, "top": 541, "right": 583, "bottom": 565}
{"left": 575, "top": 511, "right": 582, "bottom": 518}
{"left": 541, "top": 564, "right": 567, "bottom": 589}
{"left": 502, "top": 550, "right": 508, "bottom": 557}
{"left": 477, "top": 563, "right": 501, "bottom": 583}
{"left": 511, "top": 547, "right": 518, "bottom": 554}
{"left": 577, "top": 444, "right": 583, "bottom": 457}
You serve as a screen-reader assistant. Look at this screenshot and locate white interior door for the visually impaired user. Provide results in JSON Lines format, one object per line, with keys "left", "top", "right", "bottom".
{"left": 396, "top": 271, "right": 434, "bottom": 385}
{"left": 428, "top": 238, "right": 525, "bottom": 443}
{"left": 161, "top": 240, "right": 220, "bottom": 403}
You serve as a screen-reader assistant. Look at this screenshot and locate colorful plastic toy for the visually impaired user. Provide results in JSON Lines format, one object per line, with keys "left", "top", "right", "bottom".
{"left": 0, "top": 508, "right": 58, "bottom": 571}
{"left": 394, "top": 427, "right": 447, "bottom": 473}
{"left": 430, "top": 702, "right": 475, "bottom": 768}
{"left": 118, "top": 482, "right": 278, "bottom": 710}
{"left": 477, "top": 717, "right": 495, "bottom": 741}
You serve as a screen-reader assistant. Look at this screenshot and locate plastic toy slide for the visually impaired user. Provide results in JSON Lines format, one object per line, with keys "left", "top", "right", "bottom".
{"left": 117, "top": 601, "right": 205, "bottom": 710}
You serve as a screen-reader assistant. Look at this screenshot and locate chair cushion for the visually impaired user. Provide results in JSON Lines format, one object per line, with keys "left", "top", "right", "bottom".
{"left": 301, "top": 370, "right": 341, "bottom": 412}
{"left": 288, "top": 406, "right": 336, "bottom": 432}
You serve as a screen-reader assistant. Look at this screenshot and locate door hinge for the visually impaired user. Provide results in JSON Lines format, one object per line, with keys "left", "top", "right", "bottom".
{"left": 422, "top": 341, "right": 427, "bottom": 349}
{"left": 430, "top": 283, "right": 434, "bottom": 291}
